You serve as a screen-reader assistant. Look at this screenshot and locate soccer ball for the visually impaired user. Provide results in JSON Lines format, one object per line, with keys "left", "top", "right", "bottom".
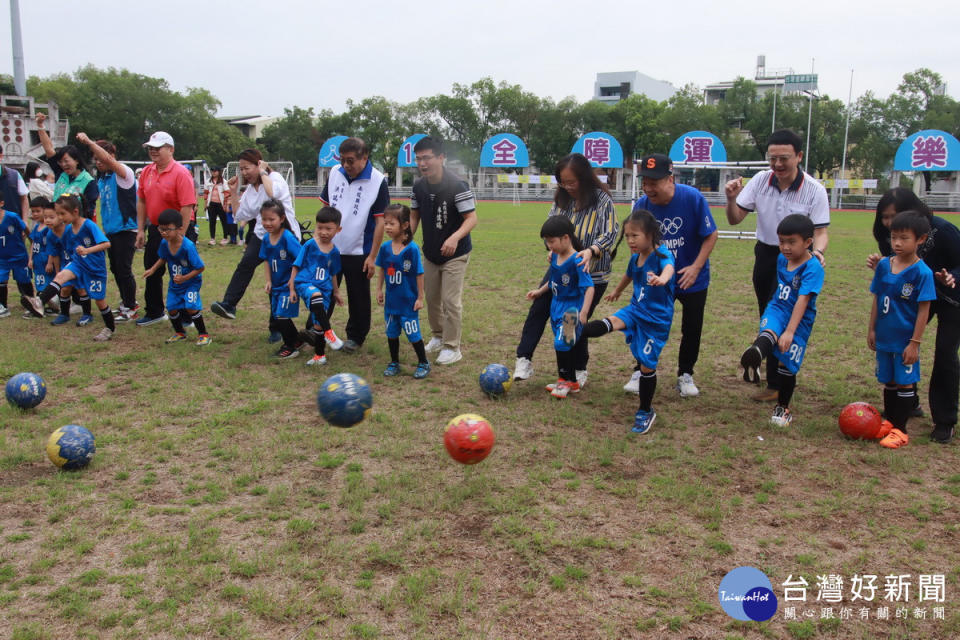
{"left": 317, "top": 373, "right": 373, "bottom": 427}
{"left": 479, "top": 364, "right": 512, "bottom": 397}
{"left": 838, "top": 402, "right": 883, "bottom": 440}
{"left": 46, "top": 425, "right": 96, "bottom": 470}
{"left": 5, "top": 372, "right": 46, "bottom": 409}
{"left": 444, "top": 414, "right": 495, "bottom": 465}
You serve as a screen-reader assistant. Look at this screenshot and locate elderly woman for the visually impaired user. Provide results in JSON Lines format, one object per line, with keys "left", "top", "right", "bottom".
{"left": 211, "top": 148, "right": 300, "bottom": 322}
{"left": 514, "top": 153, "right": 619, "bottom": 387}
{"left": 35, "top": 112, "right": 98, "bottom": 219}
{"left": 867, "top": 187, "right": 960, "bottom": 443}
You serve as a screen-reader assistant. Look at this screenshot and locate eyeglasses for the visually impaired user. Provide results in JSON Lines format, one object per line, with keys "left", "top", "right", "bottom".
{"left": 766, "top": 154, "right": 795, "bottom": 164}
{"left": 157, "top": 226, "right": 178, "bottom": 234}
{"left": 415, "top": 154, "right": 436, "bottom": 162}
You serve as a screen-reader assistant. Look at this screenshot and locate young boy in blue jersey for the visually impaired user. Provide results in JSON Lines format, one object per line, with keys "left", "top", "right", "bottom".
{"left": 143, "top": 209, "right": 210, "bottom": 345}
{"left": 0, "top": 191, "right": 42, "bottom": 318}
{"left": 740, "top": 214, "right": 825, "bottom": 426}
{"left": 25, "top": 197, "right": 51, "bottom": 317}
{"left": 868, "top": 211, "right": 940, "bottom": 448}
{"left": 24, "top": 194, "right": 116, "bottom": 341}
{"left": 528, "top": 216, "right": 595, "bottom": 398}
{"left": 291, "top": 206, "right": 345, "bottom": 365}
{"left": 584, "top": 210, "right": 675, "bottom": 432}
{"left": 376, "top": 204, "right": 430, "bottom": 378}
{"left": 40, "top": 201, "right": 65, "bottom": 315}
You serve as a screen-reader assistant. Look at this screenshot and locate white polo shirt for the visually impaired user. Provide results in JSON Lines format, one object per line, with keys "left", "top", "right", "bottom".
{"left": 736, "top": 169, "right": 830, "bottom": 245}
{"left": 233, "top": 171, "right": 301, "bottom": 241}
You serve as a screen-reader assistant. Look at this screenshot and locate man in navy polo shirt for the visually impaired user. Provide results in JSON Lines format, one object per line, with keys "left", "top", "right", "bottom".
{"left": 628, "top": 153, "right": 718, "bottom": 397}
{"left": 318, "top": 137, "right": 388, "bottom": 352}
{"left": 725, "top": 129, "right": 829, "bottom": 400}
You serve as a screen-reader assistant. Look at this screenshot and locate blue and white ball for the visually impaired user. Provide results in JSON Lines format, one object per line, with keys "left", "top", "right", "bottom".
{"left": 317, "top": 373, "right": 373, "bottom": 427}
{"left": 479, "top": 364, "right": 512, "bottom": 397}
{"left": 46, "top": 425, "right": 96, "bottom": 470}
{"left": 5, "top": 372, "right": 47, "bottom": 409}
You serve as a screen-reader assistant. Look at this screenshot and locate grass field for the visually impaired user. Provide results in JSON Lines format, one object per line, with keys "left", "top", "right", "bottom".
{"left": 1, "top": 199, "right": 958, "bottom": 639}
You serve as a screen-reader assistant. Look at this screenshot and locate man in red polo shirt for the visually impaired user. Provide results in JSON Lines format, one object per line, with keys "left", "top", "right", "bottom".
{"left": 135, "top": 131, "right": 197, "bottom": 326}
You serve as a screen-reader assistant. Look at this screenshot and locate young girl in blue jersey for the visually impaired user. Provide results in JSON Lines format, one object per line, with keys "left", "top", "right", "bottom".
{"left": 0, "top": 192, "right": 40, "bottom": 319}
{"left": 584, "top": 210, "right": 674, "bottom": 432}
{"left": 259, "top": 199, "right": 303, "bottom": 359}
{"left": 739, "top": 214, "right": 825, "bottom": 427}
{"left": 26, "top": 197, "right": 50, "bottom": 315}
{"left": 143, "top": 209, "right": 210, "bottom": 346}
{"left": 376, "top": 204, "right": 430, "bottom": 379}
{"left": 869, "top": 211, "right": 939, "bottom": 448}
{"left": 527, "top": 216, "right": 595, "bottom": 398}
{"left": 290, "top": 206, "right": 345, "bottom": 366}
{"left": 26, "top": 194, "right": 116, "bottom": 341}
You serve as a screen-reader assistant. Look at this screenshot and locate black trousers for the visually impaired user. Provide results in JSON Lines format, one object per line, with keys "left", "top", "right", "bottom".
{"left": 221, "top": 233, "right": 263, "bottom": 309}
{"left": 930, "top": 300, "right": 960, "bottom": 428}
{"left": 676, "top": 287, "right": 708, "bottom": 377}
{"left": 752, "top": 242, "right": 781, "bottom": 390}
{"left": 516, "top": 270, "right": 607, "bottom": 370}
{"left": 107, "top": 230, "right": 137, "bottom": 309}
{"left": 335, "top": 254, "right": 372, "bottom": 346}
{"left": 208, "top": 202, "right": 228, "bottom": 239}
{"left": 143, "top": 225, "right": 165, "bottom": 318}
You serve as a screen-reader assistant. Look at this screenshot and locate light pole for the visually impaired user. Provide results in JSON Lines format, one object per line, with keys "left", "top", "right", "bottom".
{"left": 803, "top": 90, "right": 817, "bottom": 175}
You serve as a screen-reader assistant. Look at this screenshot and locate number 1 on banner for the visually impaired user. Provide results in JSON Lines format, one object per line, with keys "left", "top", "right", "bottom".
{"left": 402, "top": 142, "right": 413, "bottom": 165}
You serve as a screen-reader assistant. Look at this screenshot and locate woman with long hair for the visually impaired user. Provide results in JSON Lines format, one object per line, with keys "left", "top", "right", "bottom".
{"left": 204, "top": 167, "right": 232, "bottom": 246}
{"left": 513, "top": 153, "right": 619, "bottom": 387}
{"left": 35, "top": 112, "right": 98, "bottom": 220}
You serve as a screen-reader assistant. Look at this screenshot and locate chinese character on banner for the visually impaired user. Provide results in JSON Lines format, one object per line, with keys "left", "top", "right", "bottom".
{"left": 884, "top": 575, "right": 912, "bottom": 602}
{"left": 919, "top": 574, "right": 946, "bottom": 602}
{"left": 817, "top": 575, "right": 844, "bottom": 602}
{"left": 913, "top": 607, "right": 927, "bottom": 619}
{"left": 584, "top": 137, "right": 611, "bottom": 165}
{"left": 858, "top": 607, "right": 870, "bottom": 620}
{"left": 683, "top": 137, "right": 714, "bottom": 163}
{"left": 491, "top": 139, "right": 518, "bottom": 165}
{"left": 783, "top": 575, "right": 809, "bottom": 602}
{"left": 876, "top": 606, "right": 889, "bottom": 620}
{"left": 895, "top": 607, "right": 909, "bottom": 619}
{"left": 839, "top": 607, "right": 853, "bottom": 620}
{"left": 850, "top": 574, "right": 877, "bottom": 601}
{"left": 934, "top": 607, "right": 945, "bottom": 620}
{"left": 911, "top": 135, "right": 949, "bottom": 169}
{"left": 784, "top": 607, "right": 797, "bottom": 620}
{"left": 820, "top": 607, "right": 834, "bottom": 619}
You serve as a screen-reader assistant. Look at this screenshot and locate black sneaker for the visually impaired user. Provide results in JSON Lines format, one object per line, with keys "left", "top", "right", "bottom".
{"left": 740, "top": 345, "right": 762, "bottom": 383}
{"left": 275, "top": 346, "right": 300, "bottom": 359}
{"left": 911, "top": 405, "right": 925, "bottom": 418}
{"left": 930, "top": 425, "right": 955, "bottom": 444}
{"left": 341, "top": 339, "right": 360, "bottom": 353}
{"left": 210, "top": 301, "right": 236, "bottom": 320}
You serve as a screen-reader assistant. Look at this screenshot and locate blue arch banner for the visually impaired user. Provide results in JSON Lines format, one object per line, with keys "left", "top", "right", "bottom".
{"left": 894, "top": 129, "right": 960, "bottom": 171}
{"left": 397, "top": 134, "right": 428, "bottom": 168}
{"left": 480, "top": 133, "right": 529, "bottom": 168}
{"left": 669, "top": 131, "right": 727, "bottom": 163}
{"left": 572, "top": 132, "right": 623, "bottom": 168}
{"left": 318, "top": 135, "right": 349, "bottom": 168}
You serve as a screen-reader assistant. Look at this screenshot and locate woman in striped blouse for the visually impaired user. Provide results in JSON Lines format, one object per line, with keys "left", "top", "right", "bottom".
{"left": 514, "top": 153, "right": 619, "bottom": 387}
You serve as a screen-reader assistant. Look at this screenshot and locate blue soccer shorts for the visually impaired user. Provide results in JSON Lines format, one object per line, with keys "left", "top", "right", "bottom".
{"left": 614, "top": 305, "right": 670, "bottom": 370}
{"left": 167, "top": 286, "right": 202, "bottom": 313}
{"left": 876, "top": 350, "right": 921, "bottom": 385}
{"left": 63, "top": 262, "right": 107, "bottom": 301}
{"left": 270, "top": 289, "right": 299, "bottom": 319}
{"left": 0, "top": 259, "right": 31, "bottom": 285}
{"left": 551, "top": 306, "right": 583, "bottom": 353}
{"left": 759, "top": 306, "right": 814, "bottom": 375}
{"left": 385, "top": 312, "right": 422, "bottom": 342}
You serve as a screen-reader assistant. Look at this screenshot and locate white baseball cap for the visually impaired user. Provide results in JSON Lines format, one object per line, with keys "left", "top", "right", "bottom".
{"left": 143, "top": 131, "right": 175, "bottom": 148}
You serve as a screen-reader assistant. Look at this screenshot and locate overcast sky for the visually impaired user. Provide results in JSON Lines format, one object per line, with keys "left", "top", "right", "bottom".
{"left": 3, "top": 0, "right": 958, "bottom": 118}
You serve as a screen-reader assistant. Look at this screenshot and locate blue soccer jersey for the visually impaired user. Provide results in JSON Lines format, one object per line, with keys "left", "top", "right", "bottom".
{"left": 61, "top": 218, "right": 109, "bottom": 277}
{"left": 376, "top": 241, "right": 424, "bottom": 316}
{"left": 159, "top": 237, "right": 204, "bottom": 294}
{"left": 294, "top": 239, "right": 341, "bottom": 300}
{"left": 625, "top": 245, "right": 676, "bottom": 325}
{"left": 259, "top": 230, "right": 302, "bottom": 291}
{"left": 548, "top": 251, "right": 594, "bottom": 321}
{"left": 0, "top": 210, "right": 28, "bottom": 263}
{"left": 870, "top": 256, "right": 937, "bottom": 353}
{"left": 765, "top": 253, "right": 824, "bottom": 326}
{"left": 633, "top": 183, "right": 716, "bottom": 293}
{"left": 29, "top": 222, "right": 49, "bottom": 268}
{"left": 45, "top": 227, "right": 66, "bottom": 270}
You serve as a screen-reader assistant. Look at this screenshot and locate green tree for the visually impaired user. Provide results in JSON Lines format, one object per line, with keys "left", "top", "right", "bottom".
{"left": 259, "top": 106, "right": 326, "bottom": 180}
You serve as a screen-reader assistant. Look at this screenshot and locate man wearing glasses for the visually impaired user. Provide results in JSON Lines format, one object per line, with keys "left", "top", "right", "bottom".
{"left": 724, "top": 129, "right": 829, "bottom": 401}
{"left": 135, "top": 132, "right": 198, "bottom": 327}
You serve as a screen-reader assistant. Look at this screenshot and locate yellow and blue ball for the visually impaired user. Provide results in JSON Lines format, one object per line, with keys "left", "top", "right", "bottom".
{"left": 5, "top": 372, "right": 47, "bottom": 409}
{"left": 46, "top": 424, "right": 96, "bottom": 470}
{"left": 317, "top": 373, "right": 373, "bottom": 427}
{"left": 479, "top": 364, "right": 512, "bottom": 397}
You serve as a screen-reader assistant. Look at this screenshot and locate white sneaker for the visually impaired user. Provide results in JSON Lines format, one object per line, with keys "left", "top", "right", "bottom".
{"left": 425, "top": 336, "right": 443, "bottom": 353}
{"left": 677, "top": 373, "right": 700, "bottom": 397}
{"left": 435, "top": 348, "right": 462, "bottom": 365}
{"left": 623, "top": 370, "right": 641, "bottom": 393}
{"left": 0, "top": 304, "right": 9, "bottom": 318}
{"left": 514, "top": 357, "right": 533, "bottom": 381}
{"left": 575, "top": 370, "right": 588, "bottom": 388}
{"left": 70, "top": 303, "right": 82, "bottom": 315}
{"left": 324, "top": 329, "right": 344, "bottom": 351}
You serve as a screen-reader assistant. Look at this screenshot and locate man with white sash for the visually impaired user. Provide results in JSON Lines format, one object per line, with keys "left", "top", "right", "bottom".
{"left": 318, "top": 137, "right": 388, "bottom": 353}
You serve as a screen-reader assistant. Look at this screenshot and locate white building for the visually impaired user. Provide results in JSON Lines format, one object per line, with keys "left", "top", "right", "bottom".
{"left": 704, "top": 55, "right": 815, "bottom": 105}
{"left": 594, "top": 71, "right": 677, "bottom": 105}
{"left": 219, "top": 115, "right": 279, "bottom": 140}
